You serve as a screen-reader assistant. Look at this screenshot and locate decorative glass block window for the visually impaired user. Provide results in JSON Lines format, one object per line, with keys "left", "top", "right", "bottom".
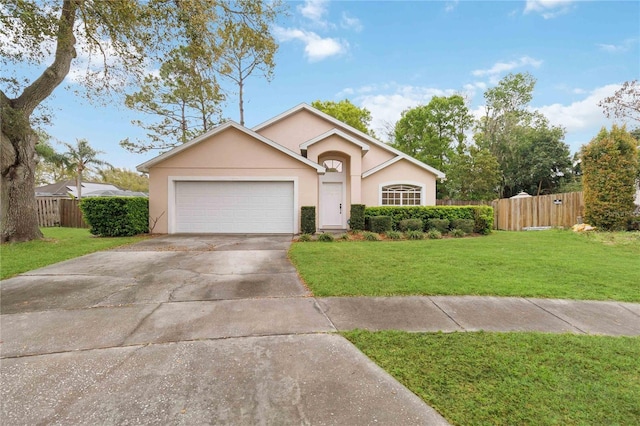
{"left": 381, "top": 184, "right": 422, "bottom": 206}
{"left": 323, "top": 159, "right": 343, "bottom": 173}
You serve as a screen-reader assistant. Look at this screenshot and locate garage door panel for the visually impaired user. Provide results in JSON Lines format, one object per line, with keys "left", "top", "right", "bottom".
{"left": 175, "top": 181, "right": 294, "bottom": 234}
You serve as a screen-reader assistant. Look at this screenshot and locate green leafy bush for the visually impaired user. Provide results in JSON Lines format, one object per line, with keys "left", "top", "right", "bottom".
{"left": 405, "top": 230, "right": 424, "bottom": 240}
{"left": 298, "top": 233, "right": 313, "bottom": 242}
{"left": 451, "top": 228, "right": 466, "bottom": 238}
{"left": 399, "top": 218, "right": 423, "bottom": 232}
{"left": 363, "top": 231, "right": 381, "bottom": 241}
{"left": 301, "top": 206, "right": 316, "bottom": 234}
{"left": 318, "top": 233, "right": 335, "bottom": 242}
{"left": 428, "top": 229, "right": 443, "bottom": 239}
{"left": 365, "top": 206, "right": 493, "bottom": 234}
{"left": 340, "top": 233, "right": 350, "bottom": 241}
{"left": 370, "top": 216, "right": 393, "bottom": 234}
{"left": 385, "top": 230, "right": 403, "bottom": 240}
{"left": 349, "top": 204, "right": 366, "bottom": 231}
{"left": 582, "top": 126, "right": 638, "bottom": 231}
{"left": 451, "top": 219, "right": 475, "bottom": 234}
{"left": 80, "top": 197, "right": 148, "bottom": 237}
{"left": 427, "top": 219, "right": 450, "bottom": 233}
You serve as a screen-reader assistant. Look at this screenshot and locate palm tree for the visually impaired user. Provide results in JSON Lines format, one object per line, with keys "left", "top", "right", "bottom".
{"left": 63, "top": 139, "right": 111, "bottom": 199}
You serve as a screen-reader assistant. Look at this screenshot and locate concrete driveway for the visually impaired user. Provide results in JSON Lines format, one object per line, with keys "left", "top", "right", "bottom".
{"left": 1, "top": 235, "right": 448, "bottom": 425}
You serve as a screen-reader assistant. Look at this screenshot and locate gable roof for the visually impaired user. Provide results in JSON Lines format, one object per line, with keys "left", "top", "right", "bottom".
{"left": 136, "top": 120, "right": 326, "bottom": 173}
{"left": 253, "top": 103, "right": 445, "bottom": 179}
{"left": 299, "top": 129, "right": 370, "bottom": 154}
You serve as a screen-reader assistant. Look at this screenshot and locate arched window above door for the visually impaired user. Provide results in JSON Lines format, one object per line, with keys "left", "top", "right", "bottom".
{"left": 322, "top": 159, "right": 343, "bottom": 173}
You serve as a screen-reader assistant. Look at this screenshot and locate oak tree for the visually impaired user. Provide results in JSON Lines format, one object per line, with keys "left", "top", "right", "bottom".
{"left": 1, "top": 0, "right": 282, "bottom": 241}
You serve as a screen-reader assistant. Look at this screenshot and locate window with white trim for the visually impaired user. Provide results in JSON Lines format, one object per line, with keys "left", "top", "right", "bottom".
{"left": 381, "top": 184, "right": 422, "bottom": 206}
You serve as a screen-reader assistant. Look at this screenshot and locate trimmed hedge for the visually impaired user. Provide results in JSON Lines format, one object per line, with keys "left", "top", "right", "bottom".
{"left": 301, "top": 206, "right": 316, "bottom": 234}
{"left": 364, "top": 206, "right": 493, "bottom": 234}
{"left": 369, "top": 216, "right": 393, "bottom": 233}
{"left": 349, "top": 204, "right": 366, "bottom": 231}
{"left": 427, "top": 219, "right": 450, "bottom": 233}
{"left": 399, "top": 218, "right": 423, "bottom": 232}
{"left": 451, "top": 219, "right": 475, "bottom": 234}
{"left": 80, "top": 197, "right": 149, "bottom": 237}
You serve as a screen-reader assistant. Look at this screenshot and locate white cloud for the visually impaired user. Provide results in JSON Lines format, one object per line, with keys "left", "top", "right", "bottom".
{"left": 472, "top": 56, "right": 543, "bottom": 78}
{"left": 298, "top": 0, "right": 329, "bottom": 22}
{"left": 597, "top": 38, "right": 638, "bottom": 53}
{"left": 274, "top": 27, "right": 347, "bottom": 62}
{"left": 340, "top": 12, "right": 363, "bottom": 32}
{"left": 534, "top": 84, "right": 619, "bottom": 132}
{"left": 445, "top": 1, "right": 459, "bottom": 13}
{"left": 343, "top": 83, "right": 457, "bottom": 135}
{"left": 524, "top": 0, "right": 575, "bottom": 19}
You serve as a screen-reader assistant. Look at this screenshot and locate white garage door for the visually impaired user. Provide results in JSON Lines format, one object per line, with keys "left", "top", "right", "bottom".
{"left": 175, "top": 181, "right": 294, "bottom": 233}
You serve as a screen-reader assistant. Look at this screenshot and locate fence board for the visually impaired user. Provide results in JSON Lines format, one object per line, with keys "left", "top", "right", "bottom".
{"left": 60, "top": 199, "right": 89, "bottom": 228}
{"left": 36, "top": 197, "right": 88, "bottom": 228}
{"left": 36, "top": 197, "right": 60, "bottom": 227}
{"left": 492, "top": 192, "right": 584, "bottom": 231}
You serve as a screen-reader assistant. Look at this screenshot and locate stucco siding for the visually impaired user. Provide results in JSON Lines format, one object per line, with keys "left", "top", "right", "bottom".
{"left": 361, "top": 159, "right": 438, "bottom": 206}
{"left": 147, "top": 127, "right": 319, "bottom": 233}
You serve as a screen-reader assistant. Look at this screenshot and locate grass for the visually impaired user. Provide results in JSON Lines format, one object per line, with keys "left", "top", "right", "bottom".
{"left": 289, "top": 230, "right": 640, "bottom": 302}
{"left": 343, "top": 330, "right": 640, "bottom": 426}
{"left": 1, "top": 227, "right": 148, "bottom": 279}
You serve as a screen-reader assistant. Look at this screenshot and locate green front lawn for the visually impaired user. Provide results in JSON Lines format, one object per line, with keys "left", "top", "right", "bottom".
{"left": 1, "top": 228, "right": 148, "bottom": 279}
{"left": 343, "top": 330, "right": 640, "bottom": 426}
{"left": 289, "top": 230, "right": 640, "bottom": 302}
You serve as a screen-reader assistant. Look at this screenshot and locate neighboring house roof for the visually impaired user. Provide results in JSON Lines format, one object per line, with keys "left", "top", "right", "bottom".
{"left": 299, "top": 129, "right": 370, "bottom": 154}
{"left": 84, "top": 190, "right": 148, "bottom": 197}
{"left": 253, "top": 103, "right": 446, "bottom": 179}
{"left": 137, "top": 120, "right": 326, "bottom": 173}
{"left": 35, "top": 180, "right": 121, "bottom": 197}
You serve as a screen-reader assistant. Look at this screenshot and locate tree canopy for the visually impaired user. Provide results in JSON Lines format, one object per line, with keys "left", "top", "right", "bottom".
{"left": 311, "top": 99, "right": 376, "bottom": 136}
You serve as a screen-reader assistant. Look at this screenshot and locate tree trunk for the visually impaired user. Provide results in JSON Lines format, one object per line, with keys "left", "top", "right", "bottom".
{"left": 1, "top": 129, "right": 43, "bottom": 242}
{"left": 0, "top": 0, "right": 77, "bottom": 242}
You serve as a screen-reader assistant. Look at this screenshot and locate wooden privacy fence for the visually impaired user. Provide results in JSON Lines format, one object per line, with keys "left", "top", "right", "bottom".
{"left": 491, "top": 192, "right": 584, "bottom": 231}
{"left": 36, "top": 197, "right": 89, "bottom": 228}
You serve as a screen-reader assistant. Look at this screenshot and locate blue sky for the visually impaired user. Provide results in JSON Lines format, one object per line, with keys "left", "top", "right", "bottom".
{"left": 28, "top": 0, "right": 640, "bottom": 171}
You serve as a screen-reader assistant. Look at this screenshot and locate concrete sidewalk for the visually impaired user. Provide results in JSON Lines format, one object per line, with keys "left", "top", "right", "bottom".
{"left": 317, "top": 295, "right": 640, "bottom": 336}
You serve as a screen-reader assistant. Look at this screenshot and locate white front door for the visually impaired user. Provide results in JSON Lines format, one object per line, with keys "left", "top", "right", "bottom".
{"left": 321, "top": 182, "right": 343, "bottom": 227}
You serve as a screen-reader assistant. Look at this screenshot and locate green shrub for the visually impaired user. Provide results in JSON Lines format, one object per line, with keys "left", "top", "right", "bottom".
{"left": 301, "top": 206, "right": 316, "bottom": 234}
{"left": 80, "top": 197, "right": 148, "bottom": 237}
{"left": 349, "top": 204, "right": 366, "bottom": 231}
{"left": 370, "top": 216, "right": 393, "bottom": 234}
{"left": 405, "top": 230, "right": 424, "bottom": 240}
{"left": 385, "top": 230, "right": 403, "bottom": 240}
{"left": 364, "top": 206, "right": 493, "bottom": 235}
{"left": 451, "top": 228, "right": 466, "bottom": 238}
{"left": 340, "top": 233, "right": 350, "bottom": 241}
{"left": 450, "top": 219, "right": 475, "bottom": 234}
{"left": 317, "top": 233, "right": 334, "bottom": 242}
{"left": 363, "top": 231, "right": 381, "bottom": 241}
{"left": 427, "top": 218, "right": 450, "bottom": 233}
{"left": 582, "top": 126, "right": 638, "bottom": 231}
{"left": 399, "top": 218, "right": 423, "bottom": 232}
{"left": 428, "top": 229, "right": 442, "bottom": 239}
{"left": 298, "top": 233, "right": 313, "bottom": 242}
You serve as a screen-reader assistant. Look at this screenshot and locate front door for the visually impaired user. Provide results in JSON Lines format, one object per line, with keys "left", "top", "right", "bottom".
{"left": 321, "top": 182, "right": 343, "bottom": 227}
